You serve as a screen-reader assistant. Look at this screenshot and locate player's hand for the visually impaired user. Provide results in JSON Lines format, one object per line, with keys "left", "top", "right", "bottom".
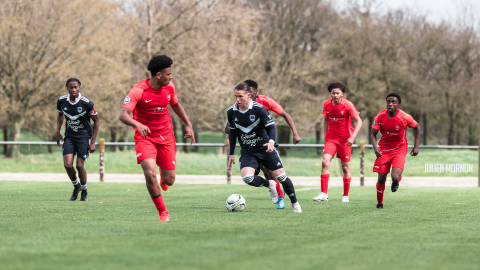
{"left": 184, "top": 125, "right": 195, "bottom": 144}
{"left": 88, "top": 142, "right": 96, "bottom": 153}
{"left": 224, "top": 125, "right": 230, "bottom": 134}
{"left": 227, "top": 155, "right": 235, "bottom": 170}
{"left": 410, "top": 146, "right": 419, "bottom": 156}
{"left": 374, "top": 147, "right": 382, "bottom": 158}
{"left": 56, "top": 132, "right": 63, "bottom": 147}
{"left": 263, "top": 141, "right": 275, "bottom": 153}
{"left": 346, "top": 136, "right": 355, "bottom": 146}
{"left": 135, "top": 123, "right": 151, "bottom": 139}
{"left": 293, "top": 134, "right": 301, "bottom": 144}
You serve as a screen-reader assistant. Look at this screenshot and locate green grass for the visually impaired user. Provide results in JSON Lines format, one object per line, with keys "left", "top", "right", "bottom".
{"left": 0, "top": 149, "right": 477, "bottom": 177}
{"left": 1, "top": 182, "right": 479, "bottom": 270}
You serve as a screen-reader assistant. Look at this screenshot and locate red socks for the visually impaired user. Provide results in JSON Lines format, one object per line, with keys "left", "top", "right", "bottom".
{"left": 376, "top": 183, "right": 385, "bottom": 204}
{"left": 275, "top": 181, "right": 284, "bottom": 199}
{"left": 152, "top": 195, "right": 167, "bottom": 214}
{"left": 343, "top": 177, "right": 351, "bottom": 196}
{"left": 320, "top": 174, "right": 329, "bottom": 193}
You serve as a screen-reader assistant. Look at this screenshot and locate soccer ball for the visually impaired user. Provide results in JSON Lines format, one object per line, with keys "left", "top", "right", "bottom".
{"left": 226, "top": 194, "right": 246, "bottom": 212}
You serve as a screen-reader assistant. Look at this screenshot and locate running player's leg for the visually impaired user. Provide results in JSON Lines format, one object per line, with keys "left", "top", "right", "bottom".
{"left": 313, "top": 141, "right": 336, "bottom": 201}
{"left": 156, "top": 131, "right": 176, "bottom": 191}
{"left": 390, "top": 149, "right": 406, "bottom": 192}
{"left": 270, "top": 168, "right": 301, "bottom": 213}
{"left": 337, "top": 143, "right": 352, "bottom": 202}
{"left": 390, "top": 167, "right": 403, "bottom": 192}
{"left": 63, "top": 138, "right": 81, "bottom": 201}
{"left": 140, "top": 158, "right": 169, "bottom": 221}
{"left": 76, "top": 138, "right": 90, "bottom": 201}
{"left": 376, "top": 172, "right": 388, "bottom": 208}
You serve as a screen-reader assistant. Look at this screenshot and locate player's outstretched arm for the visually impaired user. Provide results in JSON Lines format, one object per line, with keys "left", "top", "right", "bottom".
{"left": 411, "top": 124, "right": 421, "bottom": 156}
{"left": 346, "top": 115, "right": 363, "bottom": 146}
{"left": 280, "top": 110, "right": 301, "bottom": 144}
{"left": 171, "top": 102, "right": 195, "bottom": 144}
{"left": 371, "top": 128, "right": 382, "bottom": 157}
{"left": 119, "top": 108, "right": 151, "bottom": 139}
{"left": 89, "top": 114, "right": 100, "bottom": 153}
{"left": 56, "top": 112, "right": 64, "bottom": 147}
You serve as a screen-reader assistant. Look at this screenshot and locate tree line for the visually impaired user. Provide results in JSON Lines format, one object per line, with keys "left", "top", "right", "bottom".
{"left": 1, "top": 0, "right": 478, "bottom": 158}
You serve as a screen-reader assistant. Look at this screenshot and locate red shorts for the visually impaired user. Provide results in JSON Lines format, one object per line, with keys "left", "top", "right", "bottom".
{"left": 323, "top": 140, "right": 352, "bottom": 162}
{"left": 134, "top": 131, "right": 176, "bottom": 170}
{"left": 373, "top": 148, "right": 407, "bottom": 173}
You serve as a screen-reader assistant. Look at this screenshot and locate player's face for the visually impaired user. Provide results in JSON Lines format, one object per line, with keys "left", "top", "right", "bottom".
{"left": 330, "top": 88, "right": 343, "bottom": 102}
{"left": 157, "top": 68, "right": 172, "bottom": 87}
{"left": 386, "top": 96, "right": 400, "bottom": 112}
{"left": 67, "top": 82, "right": 80, "bottom": 98}
{"left": 234, "top": 90, "right": 251, "bottom": 109}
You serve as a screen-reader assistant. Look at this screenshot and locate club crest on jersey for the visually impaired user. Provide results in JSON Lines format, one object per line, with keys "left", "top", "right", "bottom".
{"left": 250, "top": 115, "right": 255, "bottom": 122}
{"left": 340, "top": 111, "right": 344, "bottom": 115}
{"left": 395, "top": 125, "right": 399, "bottom": 130}
{"left": 167, "top": 94, "right": 171, "bottom": 101}
{"left": 77, "top": 107, "right": 82, "bottom": 113}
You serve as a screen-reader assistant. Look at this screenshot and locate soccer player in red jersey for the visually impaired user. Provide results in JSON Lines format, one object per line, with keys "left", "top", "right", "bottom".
{"left": 224, "top": 79, "right": 301, "bottom": 209}
{"left": 371, "top": 93, "right": 420, "bottom": 209}
{"left": 119, "top": 55, "right": 195, "bottom": 222}
{"left": 313, "top": 82, "right": 362, "bottom": 203}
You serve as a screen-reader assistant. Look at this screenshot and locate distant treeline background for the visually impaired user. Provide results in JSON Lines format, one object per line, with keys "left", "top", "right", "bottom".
{"left": 1, "top": 0, "right": 479, "bottom": 158}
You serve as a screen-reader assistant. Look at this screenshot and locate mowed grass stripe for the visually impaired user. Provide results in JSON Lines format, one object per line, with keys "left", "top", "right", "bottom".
{"left": 1, "top": 182, "right": 479, "bottom": 270}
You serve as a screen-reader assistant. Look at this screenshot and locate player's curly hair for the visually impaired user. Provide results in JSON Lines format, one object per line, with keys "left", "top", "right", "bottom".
{"left": 65, "top": 78, "right": 81, "bottom": 87}
{"left": 234, "top": 82, "right": 251, "bottom": 93}
{"left": 327, "top": 82, "right": 346, "bottom": 93}
{"left": 243, "top": 79, "right": 258, "bottom": 90}
{"left": 386, "top": 93, "right": 401, "bottom": 104}
{"left": 147, "top": 55, "right": 173, "bottom": 76}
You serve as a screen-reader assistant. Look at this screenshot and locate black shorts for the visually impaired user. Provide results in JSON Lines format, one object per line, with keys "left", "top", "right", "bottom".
{"left": 240, "top": 148, "right": 284, "bottom": 172}
{"left": 63, "top": 137, "right": 91, "bottom": 161}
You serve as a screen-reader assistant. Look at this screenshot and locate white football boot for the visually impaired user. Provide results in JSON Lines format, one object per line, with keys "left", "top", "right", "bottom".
{"left": 268, "top": 180, "right": 279, "bottom": 204}
{"left": 342, "top": 196, "right": 349, "bottom": 202}
{"left": 292, "top": 202, "right": 302, "bottom": 213}
{"left": 312, "top": 192, "right": 329, "bottom": 201}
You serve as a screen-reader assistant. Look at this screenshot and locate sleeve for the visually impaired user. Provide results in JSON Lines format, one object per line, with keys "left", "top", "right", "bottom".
{"left": 265, "top": 124, "right": 277, "bottom": 142}
{"left": 56, "top": 99, "right": 62, "bottom": 113}
{"left": 266, "top": 97, "right": 283, "bottom": 115}
{"left": 169, "top": 82, "right": 179, "bottom": 105}
{"left": 322, "top": 100, "right": 328, "bottom": 117}
{"left": 372, "top": 114, "right": 380, "bottom": 130}
{"left": 85, "top": 100, "right": 94, "bottom": 113}
{"left": 227, "top": 110, "right": 235, "bottom": 130}
{"left": 122, "top": 87, "right": 143, "bottom": 112}
{"left": 405, "top": 113, "right": 418, "bottom": 128}
{"left": 259, "top": 106, "right": 275, "bottom": 127}
{"left": 228, "top": 129, "right": 236, "bottom": 155}
{"left": 346, "top": 101, "right": 360, "bottom": 119}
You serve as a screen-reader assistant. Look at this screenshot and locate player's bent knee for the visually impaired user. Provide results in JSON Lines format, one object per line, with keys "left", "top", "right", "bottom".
{"left": 243, "top": 174, "right": 254, "bottom": 184}
{"left": 322, "top": 160, "right": 330, "bottom": 168}
{"left": 75, "top": 165, "right": 84, "bottom": 171}
{"left": 275, "top": 173, "right": 287, "bottom": 183}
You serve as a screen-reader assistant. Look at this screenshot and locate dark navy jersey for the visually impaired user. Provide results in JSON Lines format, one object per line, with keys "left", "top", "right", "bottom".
{"left": 227, "top": 100, "right": 275, "bottom": 152}
{"left": 57, "top": 94, "right": 97, "bottom": 139}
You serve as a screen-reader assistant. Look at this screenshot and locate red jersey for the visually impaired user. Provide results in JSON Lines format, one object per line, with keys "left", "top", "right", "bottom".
{"left": 372, "top": 109, "right": 417, "bottom": 150}
{"left": 256, "top": 95, "right": 283, "bottom": 115}
{"left": 122, "top": 79, "right": 178, "bottom": 135}
{"left": 323, "top": 99, "right": 360, "bottom": 142}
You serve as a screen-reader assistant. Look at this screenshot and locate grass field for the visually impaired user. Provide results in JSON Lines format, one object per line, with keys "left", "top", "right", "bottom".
{"left": 1, "top": 181, "right": 479, "bottom": 270}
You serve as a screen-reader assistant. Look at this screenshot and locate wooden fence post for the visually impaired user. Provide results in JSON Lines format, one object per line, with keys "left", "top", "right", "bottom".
{"left": 99, "top": 138, "right": 105, "bottom": 182}
{"left": 360, "top": 140, "right": 365, "bottom": 186}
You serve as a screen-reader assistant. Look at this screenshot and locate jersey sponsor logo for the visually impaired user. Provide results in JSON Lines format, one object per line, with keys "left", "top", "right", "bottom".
{"left": 66, "top": 119, "right": 85, "bottom": 132}
{"left": 240, "top": 132, "right": 262, "bottom": 146}
{"left": 386, "top": 131, "right": 399, "bottom": 136}
{"left": 124, "top": 96, "right": 130, "bottom": 103}
{"left": 77, "top": 107, "right": 82, "bottom": 113}
{"left": 250, "top": 115, "right": 255, "bottom": 122}
{"left": 146, "top": 107, "right": 166, "bottom": 112}
{"left": 329, "top": 117, "right": 343, "bottom": 122}
{"left": 145, "top": 99, "right": 153, "bottom": 103}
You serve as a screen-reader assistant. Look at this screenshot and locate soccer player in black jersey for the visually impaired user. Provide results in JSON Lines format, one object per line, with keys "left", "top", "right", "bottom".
{"left": 56, "top": 78, "right": 99, "bottom": 201}
{"left": 227, "top": 82, "right": 302, "bottom": 212}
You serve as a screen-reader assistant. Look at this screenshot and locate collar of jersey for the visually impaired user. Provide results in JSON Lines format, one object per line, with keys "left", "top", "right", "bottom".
{"left": 68, "top": 93, "right": 82, "bottom": 105}
{"left": 233, "top": 99, "right": 253, "bottom": 113}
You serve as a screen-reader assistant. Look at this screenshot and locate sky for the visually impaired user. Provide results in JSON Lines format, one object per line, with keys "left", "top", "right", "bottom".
{"left": 336, "top": 0, "right": 480, "bottom": 24}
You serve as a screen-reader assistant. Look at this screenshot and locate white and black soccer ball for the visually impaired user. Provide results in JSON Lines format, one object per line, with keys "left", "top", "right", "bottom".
{"left": 226, "top": 194, "right": 246, "bottom": 212}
